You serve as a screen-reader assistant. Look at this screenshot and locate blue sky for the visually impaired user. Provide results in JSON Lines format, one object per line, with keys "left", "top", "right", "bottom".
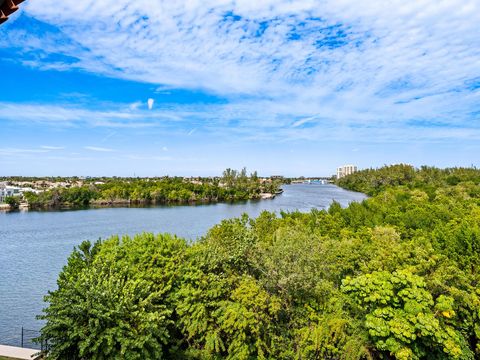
{"left": 0, "top": 0, "right": 479, "bottom": 176}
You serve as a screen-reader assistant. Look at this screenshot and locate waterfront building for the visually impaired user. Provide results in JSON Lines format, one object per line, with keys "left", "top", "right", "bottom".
{"left": 0, "top": 183, "right": 5, "bottom": 203}
{"left": 337, "top": 164, "right": 358, "bottom": 179}
{"left": 0, "top": 183, "right": 15, "bottom": 203}
{"left": 0, "top": 182, "right": 36, "bottom": 203}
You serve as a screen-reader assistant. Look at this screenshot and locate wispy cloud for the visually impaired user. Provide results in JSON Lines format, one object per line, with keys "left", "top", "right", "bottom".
{"left": 101, "top": 131, "right": 117, "bottom": 143}
{"left": 0, "top": 102, "right": 180, "bottom": 128}
{"left": 84, "top": 146, "right": 115, "bottom": 152}
{"left": 2, "top": 97, "right": 480, "bottom": 144}
{"left": 126, "top": 154, "right": 172, "bottom": 161}
{"left": 129, "top": 101, "right": 142, "bottom": 111}
{"left": 40, "top": 145, "right": 65, "bottom": 150}
{"left": 0, "top": 148, "right": 50, "bottom": 155}
{"left": 292, "top": 115, "right": 321, "bottom": 128}
{"left": 0, "top": 0, "right": 476, "bottom": 144}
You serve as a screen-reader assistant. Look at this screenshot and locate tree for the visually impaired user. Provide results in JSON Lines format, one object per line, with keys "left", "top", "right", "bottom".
{"left": 38, "top": 165, "right": 480, "bottom": 359}
{"left": 342, "top": 270, "right": 472, "bottom": 359}
{"left": 4, "top": 195, "right": 19, "bottom": 209}
{"left": 39, "top": 234, "right": 187, "bottom": 360}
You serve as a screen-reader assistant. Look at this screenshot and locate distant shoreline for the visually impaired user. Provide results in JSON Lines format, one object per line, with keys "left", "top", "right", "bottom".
{"left": 0, "top": 192, "right": 279, "bottom": 212}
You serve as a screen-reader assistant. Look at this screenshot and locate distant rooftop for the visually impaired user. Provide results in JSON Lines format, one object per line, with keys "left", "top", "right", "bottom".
{"left": 0, "top": 0, "right": 25, "bottom": 25}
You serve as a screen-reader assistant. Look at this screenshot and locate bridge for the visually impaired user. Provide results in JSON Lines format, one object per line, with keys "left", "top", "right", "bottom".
{"left": 291, "top": 177, "right": 334, "bottom": 184}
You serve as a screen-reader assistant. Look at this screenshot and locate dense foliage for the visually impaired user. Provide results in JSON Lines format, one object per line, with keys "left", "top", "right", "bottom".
{"left": 21, "top": 168, "right": 280, "bottom": 208}
{"left": 40, "top": 166, "right": 480, "bottom": 359}
{"left": 337, "top": 164, "right": 480, "bottom": 196}
{"left": 4, "top": 196, "right": 20, "bottom": 209}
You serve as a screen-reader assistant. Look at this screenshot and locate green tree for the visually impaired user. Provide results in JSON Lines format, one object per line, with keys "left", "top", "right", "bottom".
{"left": 40, "top": 234, "right": 187, "bottom": 360}
{"left": 342, "top": 270, "right": 472, "bottom": 359}
{"left": 4, "top": 195, "right": 20, "bottom": 209}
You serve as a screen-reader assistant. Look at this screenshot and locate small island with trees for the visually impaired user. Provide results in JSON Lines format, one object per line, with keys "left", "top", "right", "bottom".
{"left": 0, "top": 168, "right": 282, "bottom": 210}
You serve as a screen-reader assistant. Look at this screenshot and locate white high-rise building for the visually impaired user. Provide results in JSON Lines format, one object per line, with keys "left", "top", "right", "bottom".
{"left": 337, "top": 164, "right": 357, "bottom": 179}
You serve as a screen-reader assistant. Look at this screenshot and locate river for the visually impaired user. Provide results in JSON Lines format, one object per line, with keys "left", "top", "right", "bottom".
{"left": 0, "top": 183, "right": 366, "bottom": 346}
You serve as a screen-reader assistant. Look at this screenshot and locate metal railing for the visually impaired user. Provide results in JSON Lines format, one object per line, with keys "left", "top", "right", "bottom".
{"left": 21, "top": 328, "right": 41, "bottom": 350}
{"left": 1, "top": 327, "right": 47, "bottom": 351}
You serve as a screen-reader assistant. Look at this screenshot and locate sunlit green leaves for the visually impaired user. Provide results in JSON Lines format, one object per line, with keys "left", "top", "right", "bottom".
{"left": 41, "top": 165, "right": 480, "bottom": 359}
{"left": 40, "top": 234, "right": 186, "bottom": 359}
{"left": 342, "top": 270, "right": 472, "bottom": 359}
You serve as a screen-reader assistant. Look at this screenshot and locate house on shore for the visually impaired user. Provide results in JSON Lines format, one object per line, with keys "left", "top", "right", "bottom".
{"left": 0, "top": 182, "right": 40, "bottom": 203}
{"left": 0, "top": 182, "right": 16, "bottom": 203}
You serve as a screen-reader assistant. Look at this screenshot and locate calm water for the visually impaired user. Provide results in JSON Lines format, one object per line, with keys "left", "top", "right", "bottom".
{"left": 0, "top": 184, "right": 366, "bottom": 346}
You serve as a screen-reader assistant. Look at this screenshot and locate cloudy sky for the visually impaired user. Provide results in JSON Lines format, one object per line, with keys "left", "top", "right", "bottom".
{"left": 1, "top": 0, "right": 479, "bottom": 176}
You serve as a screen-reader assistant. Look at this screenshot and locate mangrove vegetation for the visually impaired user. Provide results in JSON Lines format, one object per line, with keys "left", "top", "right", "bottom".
{"left": 39, "top": 165, "right": 480, "bottom": 359}
{"left": 17, "top": 168, "right": 281, "bottom": 209}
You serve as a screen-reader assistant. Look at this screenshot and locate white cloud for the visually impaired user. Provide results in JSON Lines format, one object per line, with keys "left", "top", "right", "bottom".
{"left": 292, "top": 115, "right": 321, "bottom": 128}
{"left": 84, "top": 146, "right": 115, "bottom": 152}
{"left": 40, "top": 145, "right": 65, "bottom": 150}
{"left": 126, "top": 154, "right": 172, "bottom": 161}
{"left": 101, "top": 131, "right": 117, "bottom": 142}
{"left": 2, "top": 98, "right": 480, "bottom": 144}
{"left": 0, "top": 102, "right": 179, "bottom": 128}
{"left": 129, "top": 101, "right": 142, "bottom": 111}
{"left": 1, "top": 0, "right": 479, "bottom": 142}
{"left": 0, "top": 148, "right": 50, "bottom": 155}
